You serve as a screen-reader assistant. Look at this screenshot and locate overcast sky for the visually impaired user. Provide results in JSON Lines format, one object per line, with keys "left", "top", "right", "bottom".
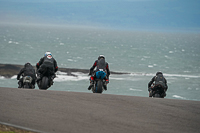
{"left": 0, "top": 0, "right": 199, "bottom": 31}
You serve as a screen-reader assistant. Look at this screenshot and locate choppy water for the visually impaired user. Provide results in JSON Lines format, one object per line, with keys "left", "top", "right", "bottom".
{"left": 0, "top": 23, "right": 200, "bottom": 101}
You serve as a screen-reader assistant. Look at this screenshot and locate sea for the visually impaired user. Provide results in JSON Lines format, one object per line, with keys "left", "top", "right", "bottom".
{"left": 0, "top": 23, "right": 200, "bottom": 101}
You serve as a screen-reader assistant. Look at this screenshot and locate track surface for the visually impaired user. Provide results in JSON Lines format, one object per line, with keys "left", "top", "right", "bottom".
{"left": 0, "top": 87, "right": 200, "bottom": 133}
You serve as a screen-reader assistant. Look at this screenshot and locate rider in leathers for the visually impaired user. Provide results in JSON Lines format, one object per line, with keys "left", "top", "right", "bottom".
{"left": 148, "top": 72, "right": 168, "bottom": 97}
{"left": 88, "top": 55, "right": 110, "bottom": 90}
{"left": 17, "top": 62, "right": 36, "bottom": 88}
{"left": 36, "top": 51, "right": 58, "bottom": 84}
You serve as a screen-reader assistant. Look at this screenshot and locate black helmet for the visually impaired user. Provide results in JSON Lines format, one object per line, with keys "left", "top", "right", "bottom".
{"left": 98, "top": 55, "right": 105, "bottom": 60}
{"left": 156, "top": 71, "right": 163, "bottom": 75}
{"left": 24, "top": 62, "right": 31, "bottom": 67}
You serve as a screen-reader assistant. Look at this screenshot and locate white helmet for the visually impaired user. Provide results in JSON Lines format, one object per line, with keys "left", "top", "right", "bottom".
{"left": 44, "top": 51, "right": 52, "bottom": 57}
{"left": 98, "top": 55, "right": 105, "bottom": 60}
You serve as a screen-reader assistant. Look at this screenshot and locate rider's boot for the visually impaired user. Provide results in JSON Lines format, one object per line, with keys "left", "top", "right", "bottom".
{"left": 36, "top": 73, "right": 42, "bottom": 82}
{"left": 50, "top": 75, "right": 55, "bottom": 85}
{"left": 88, "top": 81, "right": 94, "bottom": 90}
{"left": 88, "top": 77, "right": 94, "bottom": 90}
{"left": 103, "top": 79, "right": 109, "bottom": 90}
{"left": 32, "top": 84, "right": 35, "bottom": 89}
{"left": 148, "top": 87, "right": 153, "bottom": 97}
{"left": 149, "top": 91, "right": 153, "bottom": 97}
{"left": 103, "top": 84, "right": 107, "bottom": 90}
{"left": 161, "top": 92, "right": 166, "bottom": 98}
{"left": 18, "top": 81, "right": 23, "bottom": 88}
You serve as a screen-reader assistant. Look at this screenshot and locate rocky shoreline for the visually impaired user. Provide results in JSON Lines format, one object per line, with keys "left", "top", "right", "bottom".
{"left": 0, "top": 63, "right": 129, "bottom": 78}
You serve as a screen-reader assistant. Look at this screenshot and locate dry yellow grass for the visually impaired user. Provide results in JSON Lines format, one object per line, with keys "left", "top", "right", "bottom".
{"left": 0, "top": 124, "right": 36, "bottom": 133}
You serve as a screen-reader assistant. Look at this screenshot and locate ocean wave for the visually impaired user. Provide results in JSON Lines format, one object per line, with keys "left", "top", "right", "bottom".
{"left": 129, "top": 88, "right": 143, "bottom": 91}
{"left": 11, "top": 75, "right": 17, "bottom": 79}
{"left": 54, "top": 71, "right": 88, "bottom": 82}
{"left": 110, "top": 77, "right": 126, "bottom": 80}
{"left": 56, "top": 71, "right": 140, "bottom": 82}
{"left": 71, "top": 72, "right": 87, "bottom": 76}
{"left": 0, "top": 75, "right": 18, "bottom": 80}
{"left": 129, "top": 73, "right": 200, "bottom": 78}
{"left": 55, "top": 75, "right": 88, "bottom": 82}
{"left": 2, "top": 71, "right": 199, "bottom": 83}
{"left": 0, "top": 76, "right": 5, "bottom": 79}
{"left": 164, "top": 74, "right": 200, "bottom": 78}
{"left": 172, "top": 95, "right": 186, "bottom": 100}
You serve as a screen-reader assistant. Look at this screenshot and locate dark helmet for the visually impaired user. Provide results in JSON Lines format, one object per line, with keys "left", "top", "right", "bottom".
{"left": 98, "top": 55, "right": 105, "bottom": 60}
{"left": 24, "top": 62, "right": 31, "bottom": 67}
{"left": 156, "top": 71, "right": 163, "bottom": 75}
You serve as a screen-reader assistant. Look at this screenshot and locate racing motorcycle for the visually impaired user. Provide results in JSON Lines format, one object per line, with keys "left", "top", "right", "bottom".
{"left": 22, "top": 76, "right": 35, "bottom": 89}
{"left": 149, "top": 83, "right": 165, "bottom": 98}
{"left": 91, "top": 70, "right": 107, "bottom": 93}
{"left": 37, "top": 68, "right": 54, "bottom": 90}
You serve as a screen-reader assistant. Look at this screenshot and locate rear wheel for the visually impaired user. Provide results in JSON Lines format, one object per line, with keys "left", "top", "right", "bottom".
{"left": 154, "top": 93, "right": 161, "bottom": 98}
{"left": 96, "top": 80, "right": 103, "bottom": 93}
{"left": 23, "top": 83, "right": 30, "bottom": 88}
{"left": 40, "top": 77, "right": 49, "bottom": 90}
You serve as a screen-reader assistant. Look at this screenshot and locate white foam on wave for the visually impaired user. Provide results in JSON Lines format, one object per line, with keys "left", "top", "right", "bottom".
{"left": 67, "top": 59, "right": 74, "bottom": 62}
{"left": 56, "top": 71, "right": 142, "bottom": 82}
{"left": 71, "top": 72, "right": 87, "bottom": 75}
{"left": 172, "top": 95, "right": 186, "bottom": 100}
{"left": 164, "top": 73, "right": 200, "bottom": 78}
{"left": 110, "top": 75, "right": 141, "bottom": 81}
{"left": 129, "top": 73, "right": 154, "bottom": 76}
{"left": 0, "top": 76, "right": 5, "bottom": 79}
{"left": 56, "top": 72, "right": 139, "bottom": 82}
{"left": 148, "top": 65, "right": 154, "bottom": 68}
{"left": 11, "top": 75, "right": 17, "bottom": 79}
{"left": 55, "top": 71, "right": 88, "bottom": 82}
{"left": 0, "top": 75, "right": 18, "bottom": 80}
{"left": 56, "top": 71, "right": 68, "bottom": 75}
{"left": 129, "top": 88, "right": 143, "bottom": 91}
{"left": 129, "top": 72, "right": 200, "bottom": 78}
{"left": 110, "top": 77, "right": 125, "bottom": 80}
{"left": 55, "top": 75, "right": 88, "bottom": 82}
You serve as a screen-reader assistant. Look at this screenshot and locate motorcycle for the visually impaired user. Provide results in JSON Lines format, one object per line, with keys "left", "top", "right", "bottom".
{"left": 37, "top": 68, "right": 54, "bottom": 90}
{"left": 91, "top": 70, "right": 107, "bottom": 93}
{"left": 149, "top": 83, "right": 165, "bottom": 98}
{"left": 22, "top": 76, "right": 35, "bottom": 89}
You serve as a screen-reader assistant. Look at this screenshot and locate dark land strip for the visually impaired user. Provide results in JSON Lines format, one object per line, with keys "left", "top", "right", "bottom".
{"left": 0, "top": 63, "right": 129, "bottom": 78}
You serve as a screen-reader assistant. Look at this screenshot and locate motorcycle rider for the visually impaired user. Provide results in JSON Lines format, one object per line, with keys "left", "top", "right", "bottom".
{"left": 88, "top": 55, "right": 110, "bottom": 90}
{"left": 17, "top": 62, "right": 36, "bottom": 88}
{"left": 36, "top": 51, "right": 58, "bottom": 84}
{"left": 148, "top": 71, "right": 168, "bottom": 97}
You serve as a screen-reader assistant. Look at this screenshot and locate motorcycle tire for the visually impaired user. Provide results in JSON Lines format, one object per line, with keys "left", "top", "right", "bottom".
{"left": 96, "top": 80, "right": 103, "bottom": 93}
{"left": 154, "top": 93, "right": 161, "bottom": 98}
{"left": 40, "top": 77, "right": 49, "bottom": 90}
{"left": 23, "top": 83, "right": 30, "bottom": 89}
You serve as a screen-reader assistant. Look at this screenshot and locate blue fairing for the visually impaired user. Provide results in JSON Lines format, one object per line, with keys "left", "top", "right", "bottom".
{"left": 96, "top": 71, "right": 106, "bottom": 79}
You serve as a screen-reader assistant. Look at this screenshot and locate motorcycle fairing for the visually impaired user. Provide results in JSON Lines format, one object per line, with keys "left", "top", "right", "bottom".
{"left": 96, "top": 71, "right": 106, "bottom": 79}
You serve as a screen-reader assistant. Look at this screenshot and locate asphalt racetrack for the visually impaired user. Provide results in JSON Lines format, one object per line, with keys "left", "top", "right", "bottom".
{"left": 0, "top": 87, "right": 200, "bottom": 133}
